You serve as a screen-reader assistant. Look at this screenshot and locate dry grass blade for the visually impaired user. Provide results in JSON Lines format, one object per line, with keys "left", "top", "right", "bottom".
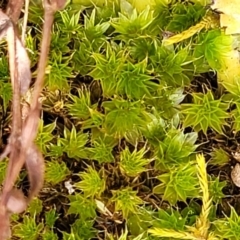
{"left": 148, "top": 228, "right": 198, "bottom": 239}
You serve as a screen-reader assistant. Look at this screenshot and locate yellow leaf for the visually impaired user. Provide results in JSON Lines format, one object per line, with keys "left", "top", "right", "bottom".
{"left": 218, "top": 48, "right": 240, "bottom": 84}
{"left": 211, "top": 0, "right": 240, "bottom": 34}
{"left": 212, "top": 0, "right": 240, "bottom": 15}
{"left": 220, "top": 14, "right": 240, "bottom": 35}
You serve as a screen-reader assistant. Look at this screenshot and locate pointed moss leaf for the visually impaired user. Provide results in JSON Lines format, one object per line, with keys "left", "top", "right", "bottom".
{"left": 209, "top": 176, "right": 226, "bottom": 203}
{"left": 67, "top": 89, "right": 91, "bottom": 120}
{"left": 153, "top": 209, "right": 186, "bottom": 231}
{"left": 155, "top": 164, "right": 199, "bottom": 204}
{"left": 181, "top": 91, "right": 229, "bottom": 134}
{"left": 68, "top": 194, "right": 96, "bottom": 220}
{"left": 27, "top": 198, "right": 42, "bottom": 216}
{"left": 156, "top": 129, "right": 198, "bottom": 169}
{"left": 42, "top": 230, "right": 58, "bottom": 240}
{"left": 36, "top": 120, "right": 56, "bottom": 154}
{"left": 111, "top": 187, "right": 143, "bottom": 218}
{"left": 45, "top": 209, "right": 59, "bottom": 228}
{"left": 194, "top": 29, "right": 232, "bottom": 71}
{"left": 103, "top": 99, "right": 150, "bottom": 138}
{"left": 166, "top": 2, "right": 206, "bottom": 32}
{"left": 89, "top": 137, "right": 115, "bottom": 163}
{"left": 70, "top": 219, "right": 96, "bottom": 239}
{"left": 213, "top": 206, "right": 240, "bottom": 239}
{"left": 209, "top": 147, "right": 229, "bottom": 166}
{"left": 45, "top": 160, "right": 70, "bottom": 185}
{"left": 111, "top": 7, "right": 154, "bottom": 39}
{"left": 59, "top": 126, "right": 89, "bottom": 158}
{"left": 119, "top": 146, "right": 150, "bottom": 177}
{"left": 0, "top": 81, "right": 12, "bottom": 112}
{"left": 13, "top": 216, "right": 44, "bottom": 239}
{"left": 150, "top": 46, "right": 192, "bottom": 87}
{"left": 117, "top": 61, "right": 158, "bottom": 99}
{"left": 75, "top": 166, "right": 105, "bottom": 198}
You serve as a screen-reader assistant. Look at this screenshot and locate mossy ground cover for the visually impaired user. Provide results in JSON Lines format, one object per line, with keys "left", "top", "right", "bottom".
{"left": 1, "top": 0, "right": 240, "bottom": 239}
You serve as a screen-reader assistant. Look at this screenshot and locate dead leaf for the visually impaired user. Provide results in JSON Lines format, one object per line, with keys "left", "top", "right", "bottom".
{"left": 0, "top": 188, "right": 27, "bottom": 240}
{"left": 212, "top": 0, "right": 240, "bottom": 16}
{"left": 6, "top": 188, "right": 27, "bottom": 213}
{"left": 16, "top": 37, "right": 31, "bottom": 94}
{"left": 231, "top": 163, "right": 240, "bottom": 187}
{"left": 95, "top": 199, "right": 113, "bottom": 217}
{"left": 232, "top": 151, "right": 240, "bottom": 163}
{"left": 64, "top": 180, "right": 75, "bottom": 194}
{"left": 0, "top": 10, "right": 31, "bottom": 94}
{"left": 25, "top": 145, "right": 45, "bottom": 200}
{"left": 219, "top": 14, "right": 240, "bottom": 35}
{"left": 211, "top": 0, "right": 240, "bottom": 34}
{"left": 0, "top": 10, "right": 11, "bottom": 40}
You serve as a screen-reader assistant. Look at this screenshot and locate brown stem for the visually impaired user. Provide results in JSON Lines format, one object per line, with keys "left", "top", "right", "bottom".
{"left": 6, "top": 0, "right": 24, "bottom": 23}
{"left": 0, "top": 0, "right": 57, "bottom": 206}
{"left": 21, "top": 0, "right": 29, "bottom": 45}
{"left": 31, "top": 1, "right": 55, "bottom": 110}
{"left": 0, "top": 25, "right": 21, "bottom": 207}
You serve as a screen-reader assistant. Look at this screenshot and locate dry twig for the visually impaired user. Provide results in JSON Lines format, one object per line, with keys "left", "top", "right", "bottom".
{"left": 0, "top": 0, "right": 66, "bottom": 239}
